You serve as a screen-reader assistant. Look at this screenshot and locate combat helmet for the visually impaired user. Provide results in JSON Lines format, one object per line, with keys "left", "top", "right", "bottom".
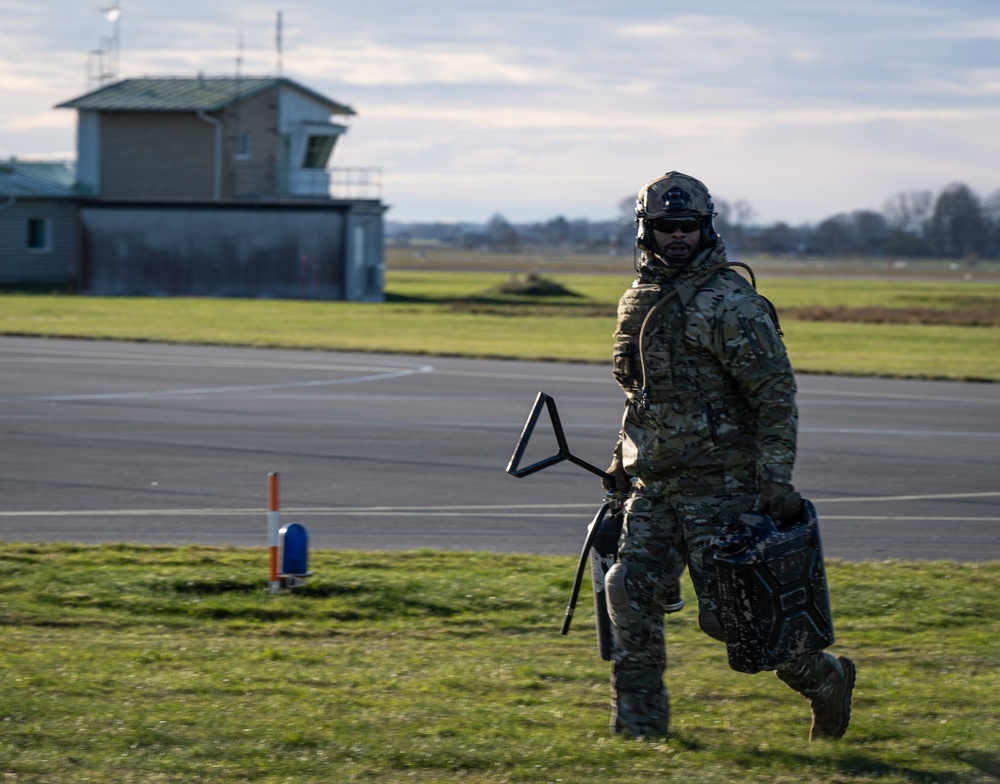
{"left": 635, "top": 171, "right": 719, "bottom": 254}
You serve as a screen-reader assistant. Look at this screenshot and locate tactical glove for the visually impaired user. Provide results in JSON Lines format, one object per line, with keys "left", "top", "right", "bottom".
{"left": 602, "top": 454, "right": 631, "bottom": 495}
{"left": 758, "top": 482, "right": 804, "bottom": 525}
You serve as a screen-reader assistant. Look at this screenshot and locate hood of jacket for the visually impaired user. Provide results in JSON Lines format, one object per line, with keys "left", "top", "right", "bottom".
{"left": 636, "top": 236, "right": 731, "bottom": 286}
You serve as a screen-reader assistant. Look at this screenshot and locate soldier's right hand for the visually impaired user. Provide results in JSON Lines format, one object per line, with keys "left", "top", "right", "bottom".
{"left": 759, "top": 481, "right": 804, "bottom": 525}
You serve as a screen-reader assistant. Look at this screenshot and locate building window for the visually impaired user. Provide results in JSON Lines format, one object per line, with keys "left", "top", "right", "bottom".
{"left": 234, "top": 131, "right": 252, "bottom": 160}
{"left": 27, "top": 218, "right": 50, "bottom": 252}
{"left": 303, "top": 135, "right": 337, "bottom": 169}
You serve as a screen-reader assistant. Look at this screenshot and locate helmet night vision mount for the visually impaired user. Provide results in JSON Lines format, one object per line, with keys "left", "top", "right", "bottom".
{"left": 635, "top": 170, "right": 719, "bottom": 254}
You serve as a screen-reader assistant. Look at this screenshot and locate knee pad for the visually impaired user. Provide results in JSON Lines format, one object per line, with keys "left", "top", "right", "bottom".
{"left": 605, "top": 562, "right": 630, "bottom": 623}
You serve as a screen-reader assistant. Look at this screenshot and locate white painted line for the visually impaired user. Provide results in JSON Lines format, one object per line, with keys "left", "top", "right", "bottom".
{"left": 802, "top": 427, "right": 1000, "bottom": 438}
{"left": 820, "top": 516, "right": 1000, "bottom": 522}
{"left": 0, "top": 503, "right": 597, "bottom": 518}
{"left": 1, "top": 353, "right": 434, "bottom": 375}
{"left": 1, "top": 345, "right": 606, "bottom": 385}
{"left": 811, "top": 491, "right": 1000, "bottom": 502}
{"left": 5, "top": 366, "right": 435, "bottom": 402}
{"left": 0, "top": 344, "right": 432, "bottom": 371}
{"left": 1, "top": 492, "right": 997, "bottom": 520}
{"left": 429, "top": 368, "right": 614, "bottom": 385}
{"left": 800, "top": 388, "right": 1000, "bottom": 405}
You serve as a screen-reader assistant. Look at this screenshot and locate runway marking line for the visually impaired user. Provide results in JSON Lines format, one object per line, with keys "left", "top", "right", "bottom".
{"left": 4, "top": 368, "right": 436, "bottom": 402}
{"left": 1, "top": 492, "right": 997, "bottom": 520}
{"left": 802, "top": 427, "right": 1000, "bottom": 438}
{"left": 800, "top": 388, "right": 1000, "bottom": 406}
{"left": 5, "top": 344, "right": 1000, "bottom": 403}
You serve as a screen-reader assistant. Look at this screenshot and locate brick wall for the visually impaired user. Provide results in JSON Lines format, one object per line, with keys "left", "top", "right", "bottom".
{"left": 219, "top": 90, "right": 281, "bottom": 198}
{"left": 96, "top": 89, "right": 287, "bottom": 201}
{"left": 99, "top": 112, "right": 216, "bottom": 199}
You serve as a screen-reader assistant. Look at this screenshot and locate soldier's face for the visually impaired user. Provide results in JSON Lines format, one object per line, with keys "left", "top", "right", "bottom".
{"left": 651, "top": 218, "right": 701, "bottom": 262}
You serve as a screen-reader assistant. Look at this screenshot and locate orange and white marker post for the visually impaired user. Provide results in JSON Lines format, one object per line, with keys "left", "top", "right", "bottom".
{"left": 267, "top": 471, "right": 281, "bottom": 594}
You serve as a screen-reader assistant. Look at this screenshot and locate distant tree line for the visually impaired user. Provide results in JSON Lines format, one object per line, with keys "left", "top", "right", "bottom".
{"left": 386, "top": 182, "right": 1000, "bottom": 260}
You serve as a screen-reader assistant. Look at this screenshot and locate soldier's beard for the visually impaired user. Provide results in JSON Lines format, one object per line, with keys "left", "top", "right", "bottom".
{"left": 656, "top": 241, "right": 697, "bottom": 268}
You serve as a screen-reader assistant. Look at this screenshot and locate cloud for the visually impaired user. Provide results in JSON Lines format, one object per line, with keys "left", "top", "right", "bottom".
{"left": 351, "top": 99, "right": 997, "bottom": 142}
{"left": 2, "top": 0, "right": 999, "bottom": 222}
{"left": 3, "top": 111, "right": 75, "bottom": 133}
{"left": 916, "top": 17, "right": 1000, "bottom": 39}
{"left": 291, "top": 43, "right": 552, "bottom": 87}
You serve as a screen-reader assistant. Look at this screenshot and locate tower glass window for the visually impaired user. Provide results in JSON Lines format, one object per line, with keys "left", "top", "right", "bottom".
{"left": 303, "top": 135, "right": 337, "bottom": 169}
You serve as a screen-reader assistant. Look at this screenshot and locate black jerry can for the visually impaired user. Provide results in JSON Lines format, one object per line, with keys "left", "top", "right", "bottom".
{"left": 711, "top": 500, "right": 834, "bottom": 674}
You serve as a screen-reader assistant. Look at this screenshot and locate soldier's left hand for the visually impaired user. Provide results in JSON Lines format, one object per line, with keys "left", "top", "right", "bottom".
{"left": 759, "top": 482, "right": 804, "bottom": 525}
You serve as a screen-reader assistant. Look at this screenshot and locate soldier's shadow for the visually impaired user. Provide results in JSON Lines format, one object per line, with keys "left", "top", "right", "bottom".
{"left": 725, "top": 743, "right": 999, "bottom": 782}
{"left": 668, "top": 729, "right": 998, "bottom": 781}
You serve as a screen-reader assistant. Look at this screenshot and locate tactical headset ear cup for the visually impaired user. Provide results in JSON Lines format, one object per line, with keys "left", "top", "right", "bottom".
{"left": 701, "top": 218, "right": 718, "bottom": 246}
{"left": 634, "top": 172, "right": 718, "bottom": 252}
{"left": 635, "top": 217, "right": 651, "bottom": 252}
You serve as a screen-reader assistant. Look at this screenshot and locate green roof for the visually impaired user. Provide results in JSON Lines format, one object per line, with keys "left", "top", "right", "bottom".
{"left": 0, "top": 160, "right": 78, "bottom": 197}
{"left": 56, "top": 76, "right": 355, "bottom": 116}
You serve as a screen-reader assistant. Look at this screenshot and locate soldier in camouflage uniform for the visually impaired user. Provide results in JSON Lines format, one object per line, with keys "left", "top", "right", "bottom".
{"left": 602, "top": 171, "right": 855, "bottom": 741}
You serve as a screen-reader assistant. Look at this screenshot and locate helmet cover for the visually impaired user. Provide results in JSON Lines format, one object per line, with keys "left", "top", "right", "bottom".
{"left": 635, "top": 171, "right": 718, "bottom": 253}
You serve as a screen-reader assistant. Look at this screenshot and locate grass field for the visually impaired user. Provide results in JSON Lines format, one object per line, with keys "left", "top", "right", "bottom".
{"left": 1, "top": 543, "right": 998, "bottom": 783}
{"left": 1, "top": 260, "right": 999, "bottom": 381}
{"left": 2, "top": 258, "right": 998, "bottom": 781}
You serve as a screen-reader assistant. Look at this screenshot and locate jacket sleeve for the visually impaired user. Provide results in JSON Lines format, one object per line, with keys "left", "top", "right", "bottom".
{"left": 714, "top": 292, "right": 798, "bottom": 484}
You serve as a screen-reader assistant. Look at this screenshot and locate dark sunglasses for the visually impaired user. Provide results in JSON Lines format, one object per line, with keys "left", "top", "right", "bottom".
{"left": 650, "top": 218, "right": 702, "bottom": 233}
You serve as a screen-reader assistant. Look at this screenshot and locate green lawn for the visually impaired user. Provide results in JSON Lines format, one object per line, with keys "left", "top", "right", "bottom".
{"left": 2, "top": 266, "right": 998, "bottom": 781}
{"left": 1, "top": 544, "right": 997, "bottom": 783}
{"left": 1, "top": 269, "right": 998, "bottom": 380}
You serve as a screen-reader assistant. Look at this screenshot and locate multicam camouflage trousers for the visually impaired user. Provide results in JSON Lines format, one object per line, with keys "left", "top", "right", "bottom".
{"left": 606, "top": 491, "right": 841, "bottom": 737}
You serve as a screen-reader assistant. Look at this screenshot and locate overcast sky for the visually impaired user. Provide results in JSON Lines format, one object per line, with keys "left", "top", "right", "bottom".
{"left": 2, "top": 1, "right": 998, "bottom": 225}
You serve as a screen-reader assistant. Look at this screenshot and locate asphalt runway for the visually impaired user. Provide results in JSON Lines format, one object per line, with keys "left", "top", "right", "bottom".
{"left": 1, "top": 336, "right": 998, "bottom": 561}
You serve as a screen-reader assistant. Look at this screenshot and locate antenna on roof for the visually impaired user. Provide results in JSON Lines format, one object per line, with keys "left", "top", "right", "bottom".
{"left": 236, "top": 31, "right": 244, "bottom": 80}
{"left": 87, "top": 3, "right": 122, "bottom": 89}
{"left": 276, "top": 11, "right": 284, "bottom": 76}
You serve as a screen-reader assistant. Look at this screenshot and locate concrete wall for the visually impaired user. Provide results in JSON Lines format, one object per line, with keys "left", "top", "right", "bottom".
{"left": 279, "top": 85, "right": 347, "bottom": 196}
{"left": 0, "top": 198, "right": 80, "bottom": 285}
{"left": 344, "top": 207, "right": 385, "bottom": 301}
{"left": 279, "top": 86, "right": 339, "bottom": 133}
{"left": 78, "top": 201, "right": 384, "bottom": 300}
{"left": 76, "top": 111, "right": 100, "bottom": 195}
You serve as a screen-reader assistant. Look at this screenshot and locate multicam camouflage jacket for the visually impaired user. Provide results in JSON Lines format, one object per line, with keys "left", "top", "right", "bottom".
{"left": 612, "top": 238, "right": 797, "bottom": 496}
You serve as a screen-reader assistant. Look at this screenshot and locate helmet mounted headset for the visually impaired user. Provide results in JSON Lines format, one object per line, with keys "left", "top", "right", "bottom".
{"left": 635, "top": 171, "right": 719, "bottom": 266}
